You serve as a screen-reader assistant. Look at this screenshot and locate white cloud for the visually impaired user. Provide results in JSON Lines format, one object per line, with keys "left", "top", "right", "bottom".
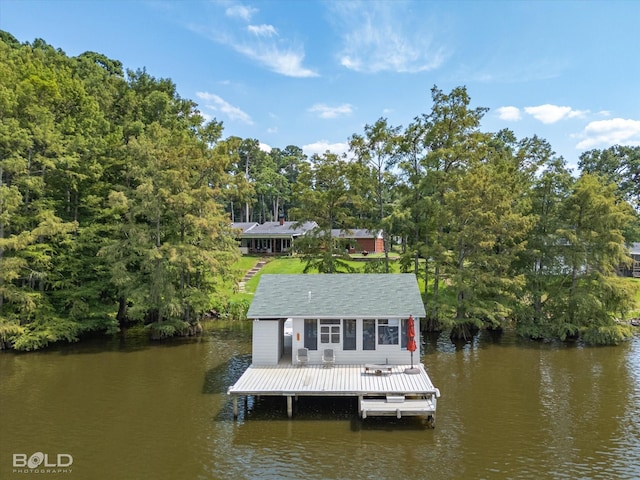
{"left": 248, "top": 24, "right": 277, "bottom": 37}
{"left": 259, "top": 142, "right": 272, "bottom": 153}
{"left": 331, "top": 1, "right": 448, "bottom": 73}
{"left": 308, "top": 103, "right": 353, "bottom": 119}
{"left": 232, "top": 42, "right": 317, "bottom": 77}
{"left": 195, "top": 92, "right": 253, "bottom": 125}
{"left": 225, "top": 4, "right": 257, "bottom": 21}
{"left": 190, "top": 5, "right": 317, "bottom": 78}
{"left": 575, "top": 118, "right": 640, "bottom": 150}
{"left": 524, "top": 104, "right": 588, "bottom": 124}
{"left": 302, "top": 140, "right": 350, "bottom": 157}
{"left": 497, "top": 106, "right": 521, "bottom": 121}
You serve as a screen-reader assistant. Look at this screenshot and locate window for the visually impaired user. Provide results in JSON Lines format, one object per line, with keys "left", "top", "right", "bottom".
{"left": 377, "top": 319, "right": 399, "bottom": 345}
{"left": 304, "top": 319, "right": 317, "bottom": 350}
{"left": 362, "top": 319, "right": 376, "bottom": 350}
{"left": 343, "top": 319, "right": 356, "bottom": 350}
{"left": 401, "top": 318, "right": 408, "bottom": 349}
{"left": 320, "top": 319, "right": 340, "bottom": 344}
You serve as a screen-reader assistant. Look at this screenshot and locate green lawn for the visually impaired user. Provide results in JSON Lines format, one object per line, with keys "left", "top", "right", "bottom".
{"left": 233, "top": 255, "right": 403, "bottom": 298}
{"left": 242, "top": 257, "right": 306, "bottom": 293}
{"left": 234, "top": 255, "right": 263, "bottom": 273}
{"left": 349, "top": 252, "right": 400, "bottom": 259}
{"left": 631, "top": 278, "right": 640, "bottom": 317}
{"left": 227, "top": 257, "right": 640, "bottom": 322}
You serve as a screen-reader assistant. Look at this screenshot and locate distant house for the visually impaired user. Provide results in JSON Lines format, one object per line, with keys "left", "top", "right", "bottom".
{"left": 232, "top": 222, "right": 259, "bottom": 254}
{"left": 233, "top": 218, "right": 317, "bottom": 255}
{"left": 331, "top": 229, "right": 384, "bottom": 254}
{"left": 247, "top": 273, "right": 425, "bottom": 366}
{"left": 620, "top": 242, "right": 640, "bottom": 278}
{"left": 233, "top": 221, "right": 385, "bottom": 255}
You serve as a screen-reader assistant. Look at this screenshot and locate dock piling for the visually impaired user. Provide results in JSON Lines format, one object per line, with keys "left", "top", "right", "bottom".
{"left": 286, "top": 395, "right": 293, "bottom": 418}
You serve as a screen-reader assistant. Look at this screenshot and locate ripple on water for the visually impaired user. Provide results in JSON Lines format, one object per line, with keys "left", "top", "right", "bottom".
{"left": 2, "top": 328, "right": 640, "bottom": 480}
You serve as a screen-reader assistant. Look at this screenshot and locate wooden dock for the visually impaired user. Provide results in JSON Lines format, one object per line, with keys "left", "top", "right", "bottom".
{"left": 227, "top": 363, "right": 440, "bottom": 426}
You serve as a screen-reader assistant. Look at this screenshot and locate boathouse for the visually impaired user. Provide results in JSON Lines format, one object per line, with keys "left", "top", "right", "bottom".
{"left": 227, "top": 274, "right": 440, "bottom": 425}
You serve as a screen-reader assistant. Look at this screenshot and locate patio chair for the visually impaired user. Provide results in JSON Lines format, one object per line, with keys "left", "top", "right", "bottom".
{"left": 322, "top": 348, "right": 335, "bottom": 368}
{"left": 296, "top": 348, "right": 309, "bottom": 367}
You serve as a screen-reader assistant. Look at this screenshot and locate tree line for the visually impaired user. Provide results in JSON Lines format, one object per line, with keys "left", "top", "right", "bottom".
{"left": 0, "top": 33, "right": 242, "bottom": 350}
{"left": 1, "top": 32, "right": 638, "bottom": 350}
{"left": 290, "top": 87, "right": 639, "bottom": 345}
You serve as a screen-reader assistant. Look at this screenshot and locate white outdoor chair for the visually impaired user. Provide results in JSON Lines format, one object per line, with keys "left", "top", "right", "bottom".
{"left": 322, "top": 348, "right": 335, "bottom": 368}
{"left": 296, "top": 348, "right": 309, "bottom": 367}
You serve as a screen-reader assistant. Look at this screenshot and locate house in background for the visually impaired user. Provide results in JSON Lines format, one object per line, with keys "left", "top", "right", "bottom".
{"left": 232, "top": 222, "right": 259, "bottom": 254}
{"left": 233, "top": 218, "right": 317, "bottom": 255}
{"left": 233, "top": 221, "right": 386, "bottom": 256}
{"left": 620, "top": 242, "right": 640, "bottom": 277}
{"left": 228, "top": 273, "right": 440, "bottom": 424}
{"left": 331, "top": 229, "right": 384, "bottom": 254}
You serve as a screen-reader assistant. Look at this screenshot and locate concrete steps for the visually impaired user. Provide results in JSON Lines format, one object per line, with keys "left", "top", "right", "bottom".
{"left": 238, "top": 259, "right": 268, "bottom": 292}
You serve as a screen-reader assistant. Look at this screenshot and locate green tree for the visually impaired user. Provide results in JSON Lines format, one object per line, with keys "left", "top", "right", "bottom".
{"left": 267, "top": 145, "right": 306, "bottom": 219}
{"left": 0, "top": 37, "right": 90, "bottom": 350}
{"left": 217, "top": 136, "right": 255, "bottom": 223}
{"left": 552, "top": 174, "right": 635, "bottom": 344}
{"left": 349, "top": 118, "right": 401, "bottom": 272}
{"left": 514, "top": 153, "right": 573, "bottom": 339}
{"left": 0, "top": 36, "right": 239, "bottom": 349}
{"left": 237, "top": 138, "right": 263, "bottom": 222}
{"left": 99, "top": 71, "right": 238, "bottom": 339}
{"left": 578, "top": 145, "right": 640, "bottom": 242}
{"left": 396, "top": 118, "right": 430, "bottom": 277}
{"left": 420, "top": 86, "right": 488, "bottom": 331}
{"left": 291, "top": 152, "right": 355, "bottom": 273}
{"left": 441, "top": 133, "right": 535, "bottom": 339}
{"left": 578, "top": 145, "right": 640, "bottom": 210}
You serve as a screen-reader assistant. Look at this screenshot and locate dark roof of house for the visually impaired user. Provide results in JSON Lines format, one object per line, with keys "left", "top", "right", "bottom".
{"left": 330, "top": 229, "right": 382, "bottom": 239}
{"left": 239, "top": 221, "right": 317, "bottom": 237}
{"left": 247, "top": 274, "right": 426, "bottom": 319}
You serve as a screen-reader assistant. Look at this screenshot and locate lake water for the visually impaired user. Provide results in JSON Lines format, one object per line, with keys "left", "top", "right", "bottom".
{"left": 1, "top": 322, "right": 639, "bottom": 480}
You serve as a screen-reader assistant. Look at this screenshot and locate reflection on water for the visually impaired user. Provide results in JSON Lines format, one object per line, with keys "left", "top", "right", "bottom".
{"left": 1, "top": 324, "right": 639, "bottom": 480}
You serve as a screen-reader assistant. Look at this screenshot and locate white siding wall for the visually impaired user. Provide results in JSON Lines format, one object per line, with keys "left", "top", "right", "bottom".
{"left": 252, "top": 320, "right": 281, "bottom": 365}
{"left": 291, "top": 318, "right": 419, "bottom": 366}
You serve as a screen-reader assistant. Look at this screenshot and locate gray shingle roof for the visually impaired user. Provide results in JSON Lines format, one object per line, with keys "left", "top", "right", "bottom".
{"left": 330, "top": 229, "right": 382, "bottom": 239}
{"left": 232, "top": 222, "right": 259, "bottom": 233}
{"left": 247, "top": 274, "right": 426, "bottom": 319}
{"left": 241, "top": 221, "right": 317, "bottom": 237}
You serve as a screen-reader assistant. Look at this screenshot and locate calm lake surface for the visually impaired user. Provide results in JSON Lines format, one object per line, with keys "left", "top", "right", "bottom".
{"left": 1, "top": 322, "right": 639, "bottom": 480}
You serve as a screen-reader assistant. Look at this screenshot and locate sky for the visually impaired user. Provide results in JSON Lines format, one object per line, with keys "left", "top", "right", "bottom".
{"left": 2, "top": 0, "right": 640, "bottom": 169}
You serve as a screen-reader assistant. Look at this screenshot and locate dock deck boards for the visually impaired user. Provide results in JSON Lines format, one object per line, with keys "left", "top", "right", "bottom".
{"left": 360, "top": 398, "right": 436, "bottom": 419}
{"left": 228, "top": 363, "right": 437, "bottom": 397}
{"left": 228, "top": 362, "right": 440, "bottom": 424}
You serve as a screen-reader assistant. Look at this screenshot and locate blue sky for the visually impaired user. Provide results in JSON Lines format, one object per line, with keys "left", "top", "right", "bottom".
{"left": 2, "top": 0, "right": 639, "bottom": 169}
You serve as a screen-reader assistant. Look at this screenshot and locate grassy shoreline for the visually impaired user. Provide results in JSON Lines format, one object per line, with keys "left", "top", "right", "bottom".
{"left": 229, "top": 256, "right": 640, "bottom": 320}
